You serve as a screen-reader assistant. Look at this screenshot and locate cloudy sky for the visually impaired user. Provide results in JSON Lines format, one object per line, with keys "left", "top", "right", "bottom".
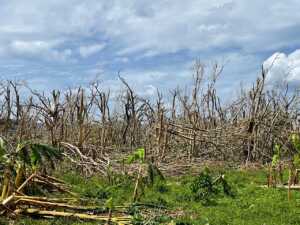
{"left": 0, "top": 0, "right": 299, "bottom": 97}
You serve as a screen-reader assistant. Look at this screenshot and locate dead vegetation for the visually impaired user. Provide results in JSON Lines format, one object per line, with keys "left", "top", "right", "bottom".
{"left": 0, "top": 61, "right": 300, "bottom": 223}
{"left": 0, "top": 63, "right": 298, "bottom": 165}
{"left": 0, "top": 173, "right": 132, "bottom": 224}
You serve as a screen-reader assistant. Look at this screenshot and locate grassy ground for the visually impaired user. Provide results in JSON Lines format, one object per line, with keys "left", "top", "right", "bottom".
{"left": 3, "top": 166, "right": 300, "bottom": 225}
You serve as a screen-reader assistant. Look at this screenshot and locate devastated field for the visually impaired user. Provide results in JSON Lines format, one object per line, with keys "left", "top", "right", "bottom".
{"left": 0, "top": 63, "right": 300, "bottom": 224}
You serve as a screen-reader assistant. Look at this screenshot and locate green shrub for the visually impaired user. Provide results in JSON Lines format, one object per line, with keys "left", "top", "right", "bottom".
{"left": 189, "top": 168, "right": 234, "bottom": 205}
{"left": 190, "top": 169, "right": 218, "bottom": 204}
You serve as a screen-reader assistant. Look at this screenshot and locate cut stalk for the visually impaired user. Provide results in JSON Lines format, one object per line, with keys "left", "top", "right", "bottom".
{"left": 133, "top": 165, "right": 142, "bottom": 202}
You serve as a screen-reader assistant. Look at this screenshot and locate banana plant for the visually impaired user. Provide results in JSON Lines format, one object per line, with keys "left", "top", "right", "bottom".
{"left": 0, "top": 137, "right": 62, "bottom": 200}
{"left": 126, "top": 148, "right": 164, "bottom": 202}
{"left": 126, "top": 148, "right": 145, "bottom": 202}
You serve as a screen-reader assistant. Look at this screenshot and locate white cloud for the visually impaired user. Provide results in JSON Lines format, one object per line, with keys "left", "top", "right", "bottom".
{"left": 79, "top": 43, "right": 106, "bottom": 58}
{"left": 0, "top": 0, "right": 300, "bottom": 59}
{"left": 103, "top": 0, "right": 300, "bottom": 56}
{"left": 264, "top": 50, "right": 300, "bottom": 87}
{"left": 10, "top": 40, "right": 53, "bottom": 54}
{"left": 6, "top": 40, "right": 73, "bottom": 62}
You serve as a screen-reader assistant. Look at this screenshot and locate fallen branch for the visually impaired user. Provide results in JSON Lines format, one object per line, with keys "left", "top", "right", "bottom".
{"left": 60, "top": 142, "right": 110, "bottom": 175}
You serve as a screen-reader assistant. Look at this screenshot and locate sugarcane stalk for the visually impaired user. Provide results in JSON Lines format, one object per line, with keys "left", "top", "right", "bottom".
{"left": 15, "top": 165, "right": 25, "bottom": 189}
{"left": 14, "top": 208, "right": 132, "bottom": 224}
{"left": 14, "top": 195, "right": 77, "bottom": 202}
{"left": 15, "top": 198, "right": 105, "bottom": 211}
{"left": 1, "top": 169, "right": 12, "bottom": 200}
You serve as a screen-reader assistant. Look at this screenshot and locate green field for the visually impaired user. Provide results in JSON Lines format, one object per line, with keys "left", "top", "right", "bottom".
{"left": 4, "top": 166, "right": 300, "bottom": 225}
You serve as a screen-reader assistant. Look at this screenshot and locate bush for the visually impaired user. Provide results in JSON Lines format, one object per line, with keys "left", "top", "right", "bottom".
{"left": 189, "top": 168, "right": 234, "bottom": 205}
{"left": 190, "top": 169, "right": 218, "bottom": 204}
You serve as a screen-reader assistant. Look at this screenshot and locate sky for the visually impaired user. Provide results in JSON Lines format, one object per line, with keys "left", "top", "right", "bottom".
{"left": 0, "top": 0, "right": 300, "bottom": 99}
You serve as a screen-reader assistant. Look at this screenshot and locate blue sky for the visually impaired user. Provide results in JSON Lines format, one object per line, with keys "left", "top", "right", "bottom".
{"left": 0, "top": 0, "right": 299, "bottom": 98}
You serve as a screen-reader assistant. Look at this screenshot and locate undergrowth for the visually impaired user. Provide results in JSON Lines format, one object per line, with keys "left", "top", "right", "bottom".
{"left": 7, "top": 167, "right": 300, "bottom": 225}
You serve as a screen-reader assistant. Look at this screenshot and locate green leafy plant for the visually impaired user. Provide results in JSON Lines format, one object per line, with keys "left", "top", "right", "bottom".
{"left": 125, "top": 148, "right": 165, "bottom": 202}
{"left": 189, "top": 169, "right": 234, "bottom": 205}
{"left": 190, "top": 169, "right": 218, "bottom": 205}
{"left": 0, "top": 137, "right": 62, "bottom": 200}
{"left": 126, "top": 148, "right": 145, "bottom": 164}
{"left": 126, "top": 148, "right": 145, "bottom": 202}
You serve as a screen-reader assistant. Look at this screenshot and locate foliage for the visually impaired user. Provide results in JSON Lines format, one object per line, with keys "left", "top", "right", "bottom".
{"left": 189, "top": 169, "right": 234, "bottom": 205}
{"left": 190, "top": 169, "right": 219, "bottom": 204}
{"left": 126, "top": 148, "right": 145, "bottom": 164}
{"left": 0, "top": 138, "right": 62, "bottom": 171}
{"left": 17, "top": 142, "right": 62, "bottom": 170}
{"left": 0, "top": 137, "right": 62, "bottom": 199}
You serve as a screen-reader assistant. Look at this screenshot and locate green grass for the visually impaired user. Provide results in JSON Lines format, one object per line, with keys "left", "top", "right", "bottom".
{"left": 5, "top": 167, "right": 300, "bottom": 225}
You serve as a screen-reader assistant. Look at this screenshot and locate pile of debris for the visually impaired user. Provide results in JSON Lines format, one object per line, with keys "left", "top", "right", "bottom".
{"left": 1, "top": 173, "right": 132, "bottom": 224}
